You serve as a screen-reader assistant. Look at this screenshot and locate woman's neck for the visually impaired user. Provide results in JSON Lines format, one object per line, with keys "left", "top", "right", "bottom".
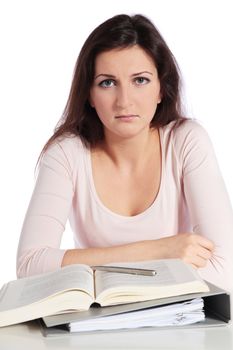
{"left": 97, "top": 128, "right": 160, "bottom": 170}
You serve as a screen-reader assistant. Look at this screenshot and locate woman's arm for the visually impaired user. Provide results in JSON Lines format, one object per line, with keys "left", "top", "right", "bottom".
{"left": 62, "top": 232, "right": 214, "bottom": 268}
{"left": 174, "top": 121, "right": 233, "bottom": 291}
{"left": 16, "top": 140, "right": 75, "bottom": 278}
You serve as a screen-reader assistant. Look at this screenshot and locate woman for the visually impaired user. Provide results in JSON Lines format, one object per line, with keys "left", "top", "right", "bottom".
{"left": 17, "top": 14, "right": 233, "bottom": 291}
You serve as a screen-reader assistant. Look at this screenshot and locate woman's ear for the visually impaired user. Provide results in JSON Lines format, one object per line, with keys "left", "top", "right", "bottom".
{"left": 157, "top": 92, "right": 162, "bottom": 104}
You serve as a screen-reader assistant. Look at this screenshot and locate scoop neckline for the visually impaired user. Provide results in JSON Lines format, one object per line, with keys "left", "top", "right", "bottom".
{"left": 84, "top": 128, "right": 165, "bottom": 221}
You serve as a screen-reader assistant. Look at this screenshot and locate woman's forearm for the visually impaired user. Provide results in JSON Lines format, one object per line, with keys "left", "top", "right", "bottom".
{"left": 61, "top": 240, "right": 161, "bottom": 267}
{"left": 61, "top": 233, "right": 214, "bottom": 268}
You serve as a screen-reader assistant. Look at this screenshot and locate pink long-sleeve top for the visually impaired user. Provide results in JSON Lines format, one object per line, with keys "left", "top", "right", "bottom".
{"left": 16, "top": 120, "right": 233, "bottom": 291}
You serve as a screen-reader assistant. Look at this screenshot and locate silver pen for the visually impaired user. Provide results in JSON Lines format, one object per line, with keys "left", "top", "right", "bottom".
{"left": 91, "top": 265, "right": 157, "bottom": 276}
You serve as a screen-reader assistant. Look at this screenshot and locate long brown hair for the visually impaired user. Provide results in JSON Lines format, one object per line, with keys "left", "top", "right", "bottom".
{"left": 40, "top": 14, "right": 186, "bottom": 157}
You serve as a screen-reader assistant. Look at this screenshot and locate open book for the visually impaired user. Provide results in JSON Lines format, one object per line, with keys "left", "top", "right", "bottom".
{"left": 0, "top": 259, "right": 209, "bottom": 327}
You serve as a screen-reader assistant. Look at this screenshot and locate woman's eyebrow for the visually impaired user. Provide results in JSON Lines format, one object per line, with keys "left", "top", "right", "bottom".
{"left": 94, "top": 71, "right": 153, "bottom": 80}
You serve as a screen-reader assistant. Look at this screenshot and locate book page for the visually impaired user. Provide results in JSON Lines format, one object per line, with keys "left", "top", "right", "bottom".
{"left": 95, "top": 259, "right": 209, "bottom": 305}
{"left": 0, "top": 264, "right": 94, "bottom": 312}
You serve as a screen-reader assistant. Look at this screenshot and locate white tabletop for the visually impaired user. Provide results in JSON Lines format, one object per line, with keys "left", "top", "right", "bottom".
{"left": 0, "top": 321, "right": 233, "bottom": 350}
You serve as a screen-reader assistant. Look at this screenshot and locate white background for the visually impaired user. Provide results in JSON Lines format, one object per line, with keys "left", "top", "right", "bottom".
{"left": 0, "top": 0, "right": 232, "bottom": 287}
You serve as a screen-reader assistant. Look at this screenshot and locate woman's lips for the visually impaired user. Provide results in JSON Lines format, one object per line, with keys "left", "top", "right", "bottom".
{"left": 115, "top": 115, "right": 139, "bottom": 121}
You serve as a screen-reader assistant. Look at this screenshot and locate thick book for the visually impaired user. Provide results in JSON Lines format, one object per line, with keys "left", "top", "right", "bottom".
{"left": 0, "top": 259, "right": 213, "bottom": 328}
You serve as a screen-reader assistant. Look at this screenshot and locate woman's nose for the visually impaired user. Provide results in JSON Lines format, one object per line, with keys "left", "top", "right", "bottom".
{"left": 115, "top": 86, "right": 132, "bottom": 109}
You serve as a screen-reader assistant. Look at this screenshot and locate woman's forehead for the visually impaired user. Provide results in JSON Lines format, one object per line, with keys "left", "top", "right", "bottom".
{"left": 94, "top": 45, "right": 157, "bottom": 74}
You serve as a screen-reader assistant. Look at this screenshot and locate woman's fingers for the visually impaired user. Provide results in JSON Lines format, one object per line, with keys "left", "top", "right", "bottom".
{"left": 196, "top": 234, "right": 215, "bottom": 252}
{"left": 185, "top": 251, "right": 211, "bottom": 268}
{"left": 176, "top": 233, "right": 215, "bottom": 268}
{"left": 158, "top": 233, "right": 215, "bottom": 268}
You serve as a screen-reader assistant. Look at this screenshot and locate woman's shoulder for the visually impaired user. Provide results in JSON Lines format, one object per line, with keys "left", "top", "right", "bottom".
{"left": 162, "top": 118, "right": 215, "bottom": 168}
{"left": 45, "top": 134, "right": 86, "bottom": 156}
{"left": 163, "top": 118, "right": 207, "bottom": 135}
{"left": 163, "top": 118, "right": 212, "bottom": 148}
{"left": 41, "top": 134, "right": 88, "bottom": 171}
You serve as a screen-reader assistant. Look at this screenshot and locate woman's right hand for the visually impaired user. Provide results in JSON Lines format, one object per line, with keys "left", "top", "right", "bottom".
{"left": 154, "top": 232, "right": 215, "bottom": 269}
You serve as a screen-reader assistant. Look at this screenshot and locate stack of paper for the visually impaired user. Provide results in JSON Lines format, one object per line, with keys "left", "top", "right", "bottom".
{"left": 68, "top": 298, "right": 205, "bottom": 333}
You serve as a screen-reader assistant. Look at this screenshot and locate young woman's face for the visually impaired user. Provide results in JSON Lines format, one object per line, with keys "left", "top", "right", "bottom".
{"left": 89, "top": 45, "right": 161, "bottom": 140}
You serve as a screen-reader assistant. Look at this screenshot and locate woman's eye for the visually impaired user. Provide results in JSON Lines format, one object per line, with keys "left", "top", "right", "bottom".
{"left": 99, "top": 79, "right": 115, "bottom": 88}
{"left": 134, "top": 77, "right": 150, "bottom": 85}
